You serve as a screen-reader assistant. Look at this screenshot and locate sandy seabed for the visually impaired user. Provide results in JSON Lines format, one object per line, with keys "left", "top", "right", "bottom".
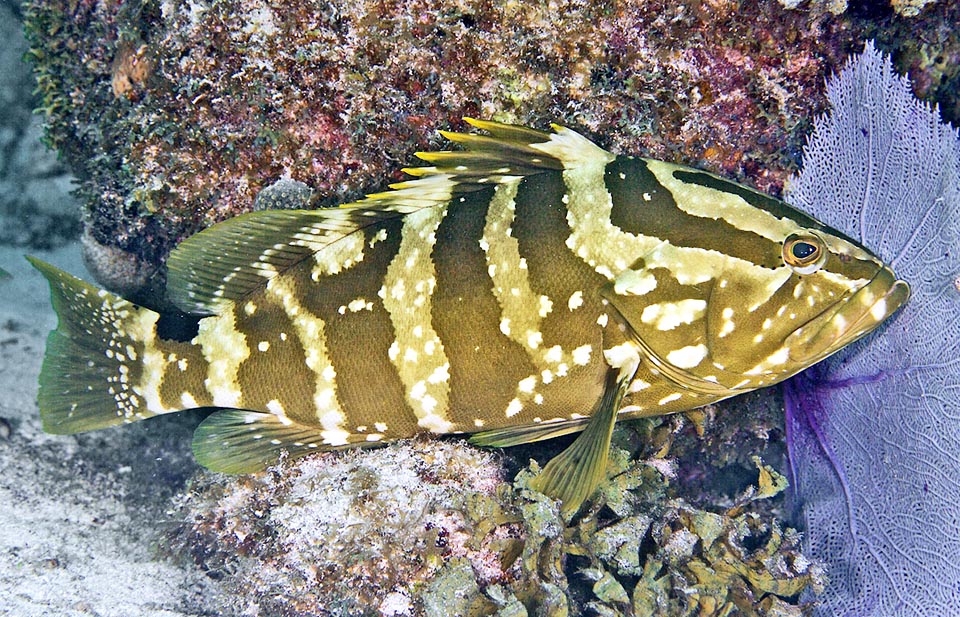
{"left": 0, "top": 245, "right": 228, "bottom": 616}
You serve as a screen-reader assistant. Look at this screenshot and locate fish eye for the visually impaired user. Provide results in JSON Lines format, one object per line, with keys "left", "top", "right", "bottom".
{"left": 783, "top": 231, "right": 827, "bottom": 275}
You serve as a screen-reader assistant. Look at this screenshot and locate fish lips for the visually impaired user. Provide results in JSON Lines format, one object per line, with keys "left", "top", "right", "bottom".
{"left": 785, "top": 266, "right": 910, "bottom": 365}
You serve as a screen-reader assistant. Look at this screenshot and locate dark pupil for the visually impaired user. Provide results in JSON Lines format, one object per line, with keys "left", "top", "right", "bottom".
{"left": 791, "top": 242, "right": 817, "bottom": 260}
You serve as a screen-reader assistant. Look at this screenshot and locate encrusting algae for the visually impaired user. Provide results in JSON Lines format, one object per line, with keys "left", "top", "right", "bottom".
{"left": 167, "top": 422, "right": 823, "bottom": 616}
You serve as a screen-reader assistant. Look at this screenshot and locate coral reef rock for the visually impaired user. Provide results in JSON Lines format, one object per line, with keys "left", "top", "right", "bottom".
{"left": 169, "top": 430, "right": 823, "bottom": 616}
{"left": 25, "top": 0, "right": 861, "bottom": 290}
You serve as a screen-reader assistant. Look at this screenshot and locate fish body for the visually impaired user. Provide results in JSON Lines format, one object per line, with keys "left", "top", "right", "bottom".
{"left": 31, "top": 120, "right": 908, "bottom": 501}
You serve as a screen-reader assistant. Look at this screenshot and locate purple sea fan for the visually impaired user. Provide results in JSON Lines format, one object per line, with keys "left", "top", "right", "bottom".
{"left": 783, "top": 41, "right": 960, "bottom": 616}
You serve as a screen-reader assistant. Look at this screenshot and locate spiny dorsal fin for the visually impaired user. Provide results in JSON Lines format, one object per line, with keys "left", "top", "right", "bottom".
{"left": 167, "top": 119, "right": 612, "bottom": 315}
{"left": 403, "top": 117, "right": 613, "bottom": 183}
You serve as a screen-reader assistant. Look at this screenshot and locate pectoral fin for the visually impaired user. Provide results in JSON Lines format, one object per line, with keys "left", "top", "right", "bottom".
{"left": 529, "top": 343, "right": 641, "bottom": 519}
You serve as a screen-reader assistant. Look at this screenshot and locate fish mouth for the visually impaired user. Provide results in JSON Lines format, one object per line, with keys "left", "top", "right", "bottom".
{"left": 786, "top": 266, "right": 910, "bottom": 365}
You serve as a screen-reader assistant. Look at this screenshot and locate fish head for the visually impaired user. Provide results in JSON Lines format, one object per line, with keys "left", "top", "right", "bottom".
{"left": 601, "top": 211, "right": 909, "bottom": 395}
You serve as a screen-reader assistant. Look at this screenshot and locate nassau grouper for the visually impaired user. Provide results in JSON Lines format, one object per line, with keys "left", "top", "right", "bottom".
{"left": 30, "top": 119, "right": 909, "bottom": 516}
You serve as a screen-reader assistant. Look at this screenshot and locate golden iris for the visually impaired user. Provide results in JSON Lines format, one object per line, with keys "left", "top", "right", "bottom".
{"left": 783, "top": 231, "right": 827, "bottom": 274}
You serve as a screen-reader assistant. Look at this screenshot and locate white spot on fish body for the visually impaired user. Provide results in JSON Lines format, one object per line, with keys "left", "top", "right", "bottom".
{"left": 428, "top": 363, "right": 450, "bottom": 384}
{"left": 369, "top": 228, "right": 388, "bottom": 247}
{"left": 658, "top": 392, "right": 682, "bottom": 406}
{"left": 640, "top": 299, "right": 707, "bottom": 331}
{"left": 347, "top": 297, "right": 372, "bottom": 312}
{"left": 665, "top": 344, "right": 707, "bottom": 369}
{"left": 419, "top": 413, "right": 453, "bottom": 433}
{"left": 518, "top": 375, "right": 537, "bottom": 393}
{"left": 322, "top": 429, "right": 351, "bottom": 446}
{"left": 505, "top": 398, "right": 523, "bottom": 417}
{"left": 420, "top": 395, "right": 438, "bottom": 414}
{"left": 180, "top": 392, "right": 198, "bottom": 408}
{"left": 572, "top": 344, "right": 592, "bottom": 366}
{"left": 545, "top": 345, "right": 563, "bottom": 364}
{"left": 613, "top": 269, "right": 657, "bottom": 296}
{"left": 538, "top": 296, "right": 553, "bottom": 318}
{"left": 568, "top": 291, "right": 584, "bottom": 311}
{"left": 258, "top": 341, "right": 270, "bottom": 352}
{"left": 766, "top": 348, "right": 789, "bottom": 365}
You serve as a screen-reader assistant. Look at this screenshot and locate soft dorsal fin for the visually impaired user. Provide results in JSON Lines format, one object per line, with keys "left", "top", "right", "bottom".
{"left": 166, "top": 206, "right": 410, "bottom": 314}
{"left": 167, "top": 119, "right": 611, "bottom": 315}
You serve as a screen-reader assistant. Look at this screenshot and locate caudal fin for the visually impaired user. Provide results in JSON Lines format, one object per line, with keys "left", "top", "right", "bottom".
{"left": 28, "top": 257, "right": 165, "bottom": 434}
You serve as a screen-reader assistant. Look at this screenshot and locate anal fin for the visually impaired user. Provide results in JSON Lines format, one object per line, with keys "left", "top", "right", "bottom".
{"left": 529, "top": 344, "right": 641, "bottom": 519}
{"left": 192, "top": 410, "right": 355, "bottom": 473}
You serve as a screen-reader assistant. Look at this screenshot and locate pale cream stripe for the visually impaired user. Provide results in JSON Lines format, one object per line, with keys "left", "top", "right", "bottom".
{"left": 265, "top": 275, "right": 349, "bottom": 445}
{"left": 526, "top": 126, "right": 671, "bottom": 282}
{"left": 193, "top": 308, "right": 249, "bottom": 409}
{"left": 483, "top": 181, "right": 594, "bottom": 414}
{"left": 123, "top": 303, "right": 172, "bottom": 415}
{"left": 380, "top": 205, "right": 452, "bottom": 433}
{"left": 644, "top": 160, "right": 797, "bottom": 242}
{"left": 307, "top": 228, "right": 365, "bottom": 279}
{"left": 561, "top": 160, "right": 664, "bottom": 281}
